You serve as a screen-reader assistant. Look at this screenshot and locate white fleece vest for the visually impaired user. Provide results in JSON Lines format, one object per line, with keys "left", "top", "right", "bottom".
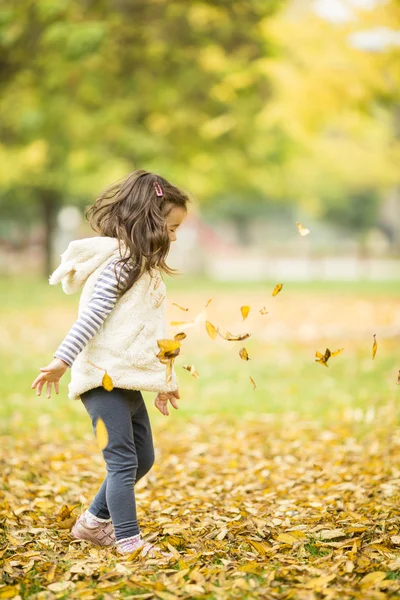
{"left": 49, "top": 236, "right": 177, "bottom": 401}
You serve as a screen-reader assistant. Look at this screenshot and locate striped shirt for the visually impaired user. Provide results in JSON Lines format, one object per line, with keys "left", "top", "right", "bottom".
{"left": 54, "top": 258, "right": 130, "bottom": 367}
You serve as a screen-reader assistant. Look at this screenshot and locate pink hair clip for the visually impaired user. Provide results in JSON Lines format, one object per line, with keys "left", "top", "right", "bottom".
{"left": 153, "top": 181, "right": 163, "bottom": 197}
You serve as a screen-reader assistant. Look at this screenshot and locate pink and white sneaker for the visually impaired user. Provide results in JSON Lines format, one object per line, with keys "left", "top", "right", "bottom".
{"left": 71, "top": 510, "right": 116, "bottom": 547}
{"left": 116, "top": 533, "right": 173, "bottom": 559}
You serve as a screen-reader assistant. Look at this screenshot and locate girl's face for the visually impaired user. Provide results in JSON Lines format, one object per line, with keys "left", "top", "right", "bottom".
{"left": 165, "top": 205, "right": 186, "bottom": 243}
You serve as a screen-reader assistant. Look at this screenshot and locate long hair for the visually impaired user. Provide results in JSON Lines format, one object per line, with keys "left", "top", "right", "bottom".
{"left": 85, "top": 169, "right": 190, "bottom": 297}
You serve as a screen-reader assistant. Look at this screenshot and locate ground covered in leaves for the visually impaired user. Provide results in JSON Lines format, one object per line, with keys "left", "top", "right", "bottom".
{"left": 1, "top": 412, "right": 400, "bottom": 600}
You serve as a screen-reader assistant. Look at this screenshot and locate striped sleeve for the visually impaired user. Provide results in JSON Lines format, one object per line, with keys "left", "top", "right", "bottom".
{"left": 53, "top": 258, "right": 130, "bottom": 367}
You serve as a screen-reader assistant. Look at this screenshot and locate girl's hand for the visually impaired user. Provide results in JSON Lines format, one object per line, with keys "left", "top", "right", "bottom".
{"left": 154, "top": 389, "right": 180, "bottom": 416}
{"left": 31, "top": 358, "right": 69, "bottom": 399}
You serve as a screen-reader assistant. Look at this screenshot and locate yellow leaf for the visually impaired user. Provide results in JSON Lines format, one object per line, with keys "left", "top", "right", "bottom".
{"left": 174, "top": 332, "right": 187, "bottom": 342}
{"left": 249, "top": 376, "right": 257, "bottom": 390}
{"left": 372, "top": 334, "right": 377, "bottom": 359}
{"left": 249, "top": 540, "right": 268, "bottom": 555}
{"left": 218, "top": 327, "right": 250, "bottom": 341}
{"left": 239, "top": 348, "right": 250, "bottom": 361}
{"left": 0, "top": 587, "right": 20, "bottom": 599}
{"left": 45, "top": 563, "right": 57, "bottom": 583}
{"left": 272, "top": 283, "right": 283, "bottom": 296}
{"left": 157, "top": 339, "right": 181, "bottom": 359}
{"left": 296, "top": 221, "right": 310, "bottom": 236}
{"left": 102, "top": 372, "right": 114, "bottom": 392}
{"left": 360, "top": 572, "right": 387, "bottom": 587}
{"left": 259, "top": 307, "right": 268, "bottom": 315}
{"left": 96, "top": 417, "right": 109, "bottom": 450}
{"left": 241, "top": 306, "right": 250, "bottom": 320}
{"left": 277, "top": 533, "right": 300, "bottom": 545}
{"left": 217, "top": 527, "right": 228, "bottom": 540}
{"left": 205, "top": 298, "right": 213, "bottom": 307}
{"left": 305, "top": 574, "right": 336, "bottom": 589}
{"left": 397, "top": 370, "right": 400, "bottom": 385}
{"left": 330, "top": 348, "right": 344, "bottom": 357}
{"left": 205, "top": 320, "right": 218, "bottom": 340}
{"left": 172, "top": 302, "right": 189, "bottom": 311}
{"left": 182, "top": 364, "right": 199, "bottom": 379}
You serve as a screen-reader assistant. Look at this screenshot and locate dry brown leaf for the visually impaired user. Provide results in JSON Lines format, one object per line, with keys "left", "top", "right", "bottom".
{"left": 249, "top": 376, "right": 257, "bottom": 390}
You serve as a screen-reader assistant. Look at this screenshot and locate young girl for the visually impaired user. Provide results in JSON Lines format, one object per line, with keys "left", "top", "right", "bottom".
{"left": 31, "top": 169, "right": 189, "bottom": 558}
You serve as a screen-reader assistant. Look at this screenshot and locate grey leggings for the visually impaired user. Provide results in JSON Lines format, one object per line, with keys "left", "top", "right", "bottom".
{"left": 80, "top": 386, "right": 155, "bottom": 540}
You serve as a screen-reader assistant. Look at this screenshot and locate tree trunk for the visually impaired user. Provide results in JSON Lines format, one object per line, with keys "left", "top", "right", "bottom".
{"left": 40, "top": 190, "right": 60, "bottom": 278}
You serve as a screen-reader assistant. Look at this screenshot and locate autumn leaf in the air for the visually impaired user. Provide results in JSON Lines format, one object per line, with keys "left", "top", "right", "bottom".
{"left": 397, "top": 370, "right": 400, "bottom": 385}
{"left": 218, "top": 327, "right": 250, "bottom": 341}
{"left": 172, "top": 302, "right": 189, "bottom": 311}
{"left": 205, "top": 320, "right": 218, "bottom": 340}
{"left": 259, "top": 307, "right": 268, "bottom": 315}
{"left": 174, "top": 332, "right": 187, "bottom": 342}
{"left": 296, "top": 221, "right": 310, "bottom": 236}
{"left": 272, "top": 283, "right": 283, "bottom": 297}
{"left": 239, "top": 348, "right": 250, "bottom": 361}
{"left": 241, "top": 306, "right": 250, "bottom": 320}
{"left": 157, "top": 339, "right": 181, "bottom": 359}
{"left": 205, "top": 298, "right": 213, "bottom": 308}
{"left": 171, "top": 309, "right": 206, "bottom": 330}
{"left": 249, "top": 376, "right": 257, "bottom": 390}
{"left": 372, "top": 334, "right": 378, "bottom": 359}
{"left": 315, "top": 348, "right": 344, "bottom": 367}
{"left": 95, "top": 417, "right": 109, "bottom": 450}
{"left": 183, "top": 364, "right": 199, "bottom": 379}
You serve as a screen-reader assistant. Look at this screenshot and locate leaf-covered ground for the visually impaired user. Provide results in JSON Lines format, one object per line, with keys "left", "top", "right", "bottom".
{"left": 1, "top": 411, "right": 400, "bottom": 599}
{"left": 1, "top": 277, "right": 400, "bottom": 598}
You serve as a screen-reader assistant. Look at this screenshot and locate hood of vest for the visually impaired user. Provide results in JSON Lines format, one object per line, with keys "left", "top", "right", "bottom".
{"left": 48, "top": 236, "right": 126, "bottom": 294}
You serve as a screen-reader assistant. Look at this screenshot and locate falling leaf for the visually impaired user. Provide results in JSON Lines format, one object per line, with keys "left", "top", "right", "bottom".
{"left": 157, "top": 339, "right": 181, "bottom": 359}
{"left": 205, "top": 298, "right": 213, "bottom": 308}
{"left": 272, "top": 283, "right": 283, "bottom": 297}
{"left": 95, "top": 417, "right": 108, "bottom": 450}
{"left": 249, "top": 376, "right": 257, "bottom": 390}
{"left": 171, "top": 309, "right": 206, "bottom": 330}
{"left": 239, "top": 348, "right": 250, "bottom": 361}
{"left": 205, "top": 321, "right": 218, "bottom": 340}
{"left": 174, "top": 332, "right": 187, "bottom": 342}
{"left": 218, "top": 328, "right": 250, "bottom": 341}
{"left": 182, "top": 364, "right": 199, "bottom": 379}
{"left": 397, "top": 370, "right": 400, "bottom": 385}
{"left": 259, "top": 307, "right": 268, "bottom": 315}
{"left": 172, "top": 302, "right": 189, "bottom": 311}
{"left": 102, "top": 372, "right": 114, "bottom": 392}
{"left": 372, "top": 334, "right": 377, "bottom": 359}
{"left": 296, "top": 221, "right": 310, "bottom": 236}
{"left": 240, "top": 306, "right": 250, "bottom": 320}
{"left": 315, "top": 348, "right": 343, "bottom": 367}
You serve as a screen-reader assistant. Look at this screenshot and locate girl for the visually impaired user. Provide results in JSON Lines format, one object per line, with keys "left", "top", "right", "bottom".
{"left": 31, "top": 170, "right": 189, "bottom": 558}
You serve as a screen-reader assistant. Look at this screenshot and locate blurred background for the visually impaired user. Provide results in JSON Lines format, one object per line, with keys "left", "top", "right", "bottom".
{"left": 1, "top": 0, "right": 399, "bottom": 439}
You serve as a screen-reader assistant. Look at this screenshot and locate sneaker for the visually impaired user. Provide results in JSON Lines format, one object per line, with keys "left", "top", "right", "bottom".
{"left": 116, "top": 533, "right": 173, "bottom": 558}
{"left": 71, "top": 510, "right": 116, "bottom": 547}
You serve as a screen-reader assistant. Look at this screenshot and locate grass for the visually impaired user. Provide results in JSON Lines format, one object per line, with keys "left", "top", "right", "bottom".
{"left": 1, "top": 273, "right": 400, "bottom": 439}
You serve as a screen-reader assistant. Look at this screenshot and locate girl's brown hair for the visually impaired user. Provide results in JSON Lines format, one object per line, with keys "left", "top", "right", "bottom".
{"left": 85, "top": 169, "right": 190, "bottom": 296}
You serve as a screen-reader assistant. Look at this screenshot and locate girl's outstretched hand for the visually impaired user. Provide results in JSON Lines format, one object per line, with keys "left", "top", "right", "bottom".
{"left": 31, "top": 358, "right": 69, "bottom": 399}
{"left": 154, "top": 389, "right": 180, "bottom": 416}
